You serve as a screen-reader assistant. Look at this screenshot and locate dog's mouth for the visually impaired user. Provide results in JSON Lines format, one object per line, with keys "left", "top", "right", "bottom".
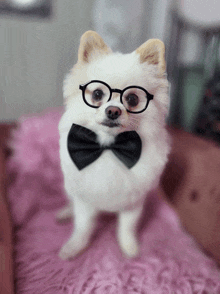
{"left": 101, "top": 120, "right": 121, "bottom": 128}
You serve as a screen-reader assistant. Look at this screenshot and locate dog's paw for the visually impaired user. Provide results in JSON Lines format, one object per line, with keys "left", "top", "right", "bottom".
{"left": 56, "top": 205, "right": 73, "bottom": 223}
{"left": 59, "top": 239, "right": 87, "bottom": 260}
{"left": 59, "top": 241, "right": 76, "bottom": 260}
{"left": 119, "top": 235, "right": 140, "bottom": 258}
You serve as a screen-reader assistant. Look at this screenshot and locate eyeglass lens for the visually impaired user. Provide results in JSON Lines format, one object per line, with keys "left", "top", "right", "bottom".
{"left": 84, "top": 82, "right": 110, "bottom": 108}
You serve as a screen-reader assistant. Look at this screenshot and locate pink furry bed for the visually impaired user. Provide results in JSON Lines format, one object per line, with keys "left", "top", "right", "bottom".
{"left": 7, "top": 108, "right": 220, "bottom": 293}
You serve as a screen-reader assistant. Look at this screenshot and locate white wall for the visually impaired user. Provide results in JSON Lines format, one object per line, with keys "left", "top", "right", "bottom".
{"left": 0, "top": 0, "right": 94, "bottom": 121}
{"left": 93, "top": 0, "right": 170, "bottom": 53}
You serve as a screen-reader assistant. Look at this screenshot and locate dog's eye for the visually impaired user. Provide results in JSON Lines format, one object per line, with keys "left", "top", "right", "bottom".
{"left": 92, "top": 89, "right": 104, "bottom": 101}
{"left": 125, "top": 94, "right": 139, "bottom": 107}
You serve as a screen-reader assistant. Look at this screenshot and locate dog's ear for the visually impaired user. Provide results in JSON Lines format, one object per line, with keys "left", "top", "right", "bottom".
{"left": 136, "top": 39, "right": 166, "bottom": 76}
{"left": 78, "top": 31, "right": 111, "bottom": 63}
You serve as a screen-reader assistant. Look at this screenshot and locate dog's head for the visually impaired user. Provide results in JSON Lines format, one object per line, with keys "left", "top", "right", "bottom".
{"left": 62, "top": 31, "right": 169, "bottom": 144}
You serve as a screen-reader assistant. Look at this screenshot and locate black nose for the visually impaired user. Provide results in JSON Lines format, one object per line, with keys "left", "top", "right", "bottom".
{"left": 105, "top": 106, "right": 122, "bottom": 120}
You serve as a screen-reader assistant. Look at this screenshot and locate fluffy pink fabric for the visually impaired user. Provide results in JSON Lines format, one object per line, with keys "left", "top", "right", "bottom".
{"left": 7, "top": 108, "right": 220, "bottom": 293}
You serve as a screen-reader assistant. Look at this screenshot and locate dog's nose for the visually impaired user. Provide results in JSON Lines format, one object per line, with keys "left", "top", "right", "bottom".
{"left": 105, "top": 106, "right": 122, "bottom": 120}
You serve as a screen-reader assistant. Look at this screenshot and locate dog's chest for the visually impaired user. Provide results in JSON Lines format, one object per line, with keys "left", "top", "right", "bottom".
{"left": 64, "top": 149, "right": 149, "bottom": 211}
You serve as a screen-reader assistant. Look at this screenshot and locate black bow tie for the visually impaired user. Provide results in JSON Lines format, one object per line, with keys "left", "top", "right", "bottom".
{"left": 67, "top": 124, "right": 142, "bottom": 170}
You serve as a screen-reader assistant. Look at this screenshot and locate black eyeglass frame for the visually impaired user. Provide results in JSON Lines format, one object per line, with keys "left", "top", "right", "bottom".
{"left": 79, "top": 80, "right": 154, "bottom": 114}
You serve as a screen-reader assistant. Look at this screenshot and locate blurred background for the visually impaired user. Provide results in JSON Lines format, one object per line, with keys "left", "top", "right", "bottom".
{"left": 1, "top": 0, "right": 220, "bottom": 141}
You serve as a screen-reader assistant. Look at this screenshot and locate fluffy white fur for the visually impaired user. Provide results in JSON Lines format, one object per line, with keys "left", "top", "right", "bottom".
{"left": 58, "top": 31, "right": 170, "bottom": 260}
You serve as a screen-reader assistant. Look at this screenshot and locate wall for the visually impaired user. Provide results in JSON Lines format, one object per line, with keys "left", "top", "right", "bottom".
{"left": 0, "top": 0, "right": 93, "bottom": 121}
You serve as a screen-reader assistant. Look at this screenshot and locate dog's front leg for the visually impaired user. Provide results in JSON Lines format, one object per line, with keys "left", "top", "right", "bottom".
{"left": 59, "top": 197, "right": 97, "bottom": 260}
{"left": 117, "top": 205, "right": 143, "bottom": 258}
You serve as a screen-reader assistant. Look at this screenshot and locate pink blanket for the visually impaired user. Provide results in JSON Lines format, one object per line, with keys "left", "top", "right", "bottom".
{"left": 7, "top": 108, "right": 220, "bottom": 293}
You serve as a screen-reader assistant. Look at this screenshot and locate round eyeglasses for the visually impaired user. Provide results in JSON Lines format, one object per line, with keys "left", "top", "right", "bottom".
{"left": 79, "top": 80, "right": 154, "bottom": 114}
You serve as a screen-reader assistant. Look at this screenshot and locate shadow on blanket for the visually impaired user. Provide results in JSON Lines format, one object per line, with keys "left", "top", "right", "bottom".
{"left": 5, "top": 108, "right": 220, "bottom": 293}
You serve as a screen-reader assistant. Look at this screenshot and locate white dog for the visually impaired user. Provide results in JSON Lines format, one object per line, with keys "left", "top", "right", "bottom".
{"left": 58, "top": 31, "right": 170, "bottom": 260}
